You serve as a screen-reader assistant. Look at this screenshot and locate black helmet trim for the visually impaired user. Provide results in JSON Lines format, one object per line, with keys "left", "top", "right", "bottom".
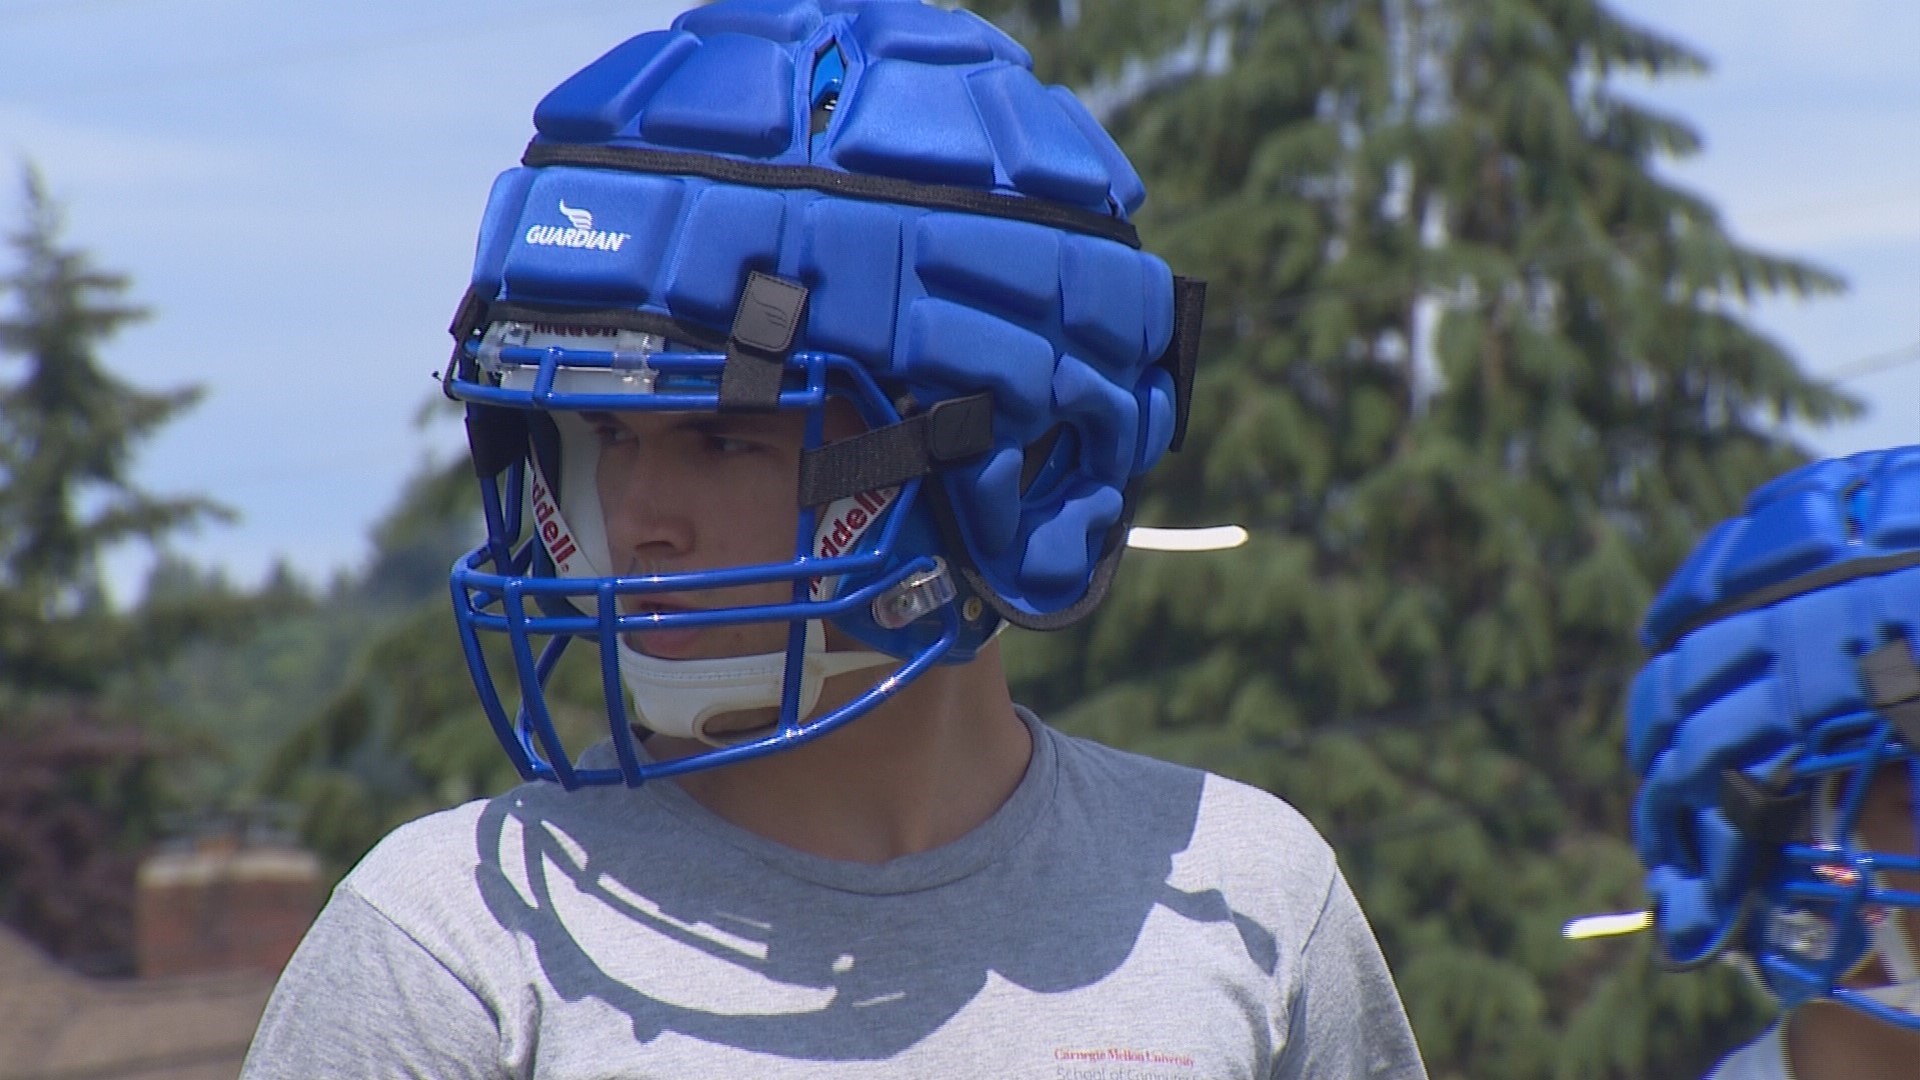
{"left": 450, "top": 292, "right": 729, "bottom": 356}
{"left": 1162, "top": 276, "right": 1206, "bottom": 453}
{"left": 1650, "top": 548, "right": 1920, "bottom": 656}
{"left": 521, "top": 140, "right": 1141, "bottom": 250}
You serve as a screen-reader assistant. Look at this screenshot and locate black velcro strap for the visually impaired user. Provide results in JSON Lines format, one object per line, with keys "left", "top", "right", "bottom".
{"left": 1160, "top": 276, "right": 1207, "bottom": 452}
{"left": 1717, "top": 753, "right": 1808, "bottom": 907}
{"left": 1719, "top": 766, "right": 1809, "bottom": 848}
{"left": 464, "top": 406, "right": 526, "bottom": 478}
{"left": 797, "top": 394, "right": 993, "bottom": 507}
{"left": 443, "top": 285, "right": 492, "bottom": 399}
{"left": 720, "top": 272, "right": 808, "bottom": 413}
{"left": 449, "top": 284, "right": 490, "bottom": 344}
{"left": 1861, "top": 640, "right": 1920, "bottom": 746}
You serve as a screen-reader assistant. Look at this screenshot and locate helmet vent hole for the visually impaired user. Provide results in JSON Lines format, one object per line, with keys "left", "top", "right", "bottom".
{"left": 809, "top": 43, "right": 847, "bottom": 145}
{"left": 1020, "top": 424, "right": 1069, "bottom": 495}
{"left": 810, "top": 93, "right": 840, "bottom": 135}
{"left": 1843, "top": 479, "right": 1869, "bottom": 543}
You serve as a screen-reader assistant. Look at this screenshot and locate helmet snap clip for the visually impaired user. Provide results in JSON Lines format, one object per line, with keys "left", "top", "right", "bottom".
{"left": 872, "top": 558, "right": 955, "bottom": 630}
{"left": 477, "top": 321, "right": 531, "bottom": 375}
{"left": 1770, "top": 908, "right": 1837, "bottom": 962}
{"left": 611, "top": 329, "right": 661, "bottom": 393}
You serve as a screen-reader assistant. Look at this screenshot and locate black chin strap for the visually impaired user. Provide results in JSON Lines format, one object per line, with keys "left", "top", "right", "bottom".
{"left": 797, "top": 394, "right": 995, "bottom": 508}
{"left": 718, "top": 271, "right": 809, "bottom": 413}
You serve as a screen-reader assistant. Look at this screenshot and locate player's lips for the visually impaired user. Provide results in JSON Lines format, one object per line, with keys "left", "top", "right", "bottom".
{"left": 623, "top": 599, "right": 706, "bottom": 659}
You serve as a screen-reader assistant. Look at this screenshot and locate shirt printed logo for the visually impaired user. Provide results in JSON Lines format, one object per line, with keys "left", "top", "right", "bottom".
{"left": 1052, "top": 1046, "right": 1201, "bottom": 1080}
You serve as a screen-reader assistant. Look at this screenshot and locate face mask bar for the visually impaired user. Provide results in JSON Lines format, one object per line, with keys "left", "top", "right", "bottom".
{"left": 1755, "top": 716, "right": 1920, "bottom": 1028}
{"left": 448, "top": 332, "right": 963, "bottom": 788}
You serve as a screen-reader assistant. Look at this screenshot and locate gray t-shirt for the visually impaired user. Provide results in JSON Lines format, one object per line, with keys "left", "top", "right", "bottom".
{"left": 1704, "top": 1024, "right": 1788, "bottom": 1080}
{"left": 242, "top": 711, "right": 1426, "bottom": 1079}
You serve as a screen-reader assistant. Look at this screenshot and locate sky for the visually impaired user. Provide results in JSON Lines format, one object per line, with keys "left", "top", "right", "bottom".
{"left": 0, "top": 0, "right": 1915, "bottom": 603}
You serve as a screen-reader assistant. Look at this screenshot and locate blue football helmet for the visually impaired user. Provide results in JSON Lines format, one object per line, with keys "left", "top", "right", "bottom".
{"left": 1629, "top": 446, "right": 1920, "bottom": 1027}
{"left": 442, "top": 0, "right": 1205, "bottom": 786}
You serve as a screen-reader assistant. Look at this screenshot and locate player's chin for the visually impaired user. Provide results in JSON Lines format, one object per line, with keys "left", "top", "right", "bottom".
{"left": 701, "top": 706, "right": 782, "bottom": 741}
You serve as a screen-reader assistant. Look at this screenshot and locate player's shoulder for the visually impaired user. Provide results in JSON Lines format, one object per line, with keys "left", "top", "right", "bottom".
{"left": 1701, "top": 1023, "right": 1789, "bottom": 1080}
{"left": 343, "top": 796, "right": 492, "bottom": 902}
{"left": 341, "top": 770, "right": 651, "bottom": 925}
{"left": 1052, "top": 727, "right": 1327, "bottom": 835}
{"left": 1047, "top": 727, "right": 1339, "bottom": 901}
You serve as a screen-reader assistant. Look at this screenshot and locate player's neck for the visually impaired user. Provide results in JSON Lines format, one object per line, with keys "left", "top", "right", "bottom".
{"left": 650, "top": 641, "right": 1032, "bottom": 864}
{"left": 1785, "top": 1000, "right": 1920, "bottom": 1080}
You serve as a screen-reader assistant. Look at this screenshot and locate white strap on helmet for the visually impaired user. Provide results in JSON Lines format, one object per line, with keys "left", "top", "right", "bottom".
{"left": 618, "top": 620, "right": 892, "bottom": 744}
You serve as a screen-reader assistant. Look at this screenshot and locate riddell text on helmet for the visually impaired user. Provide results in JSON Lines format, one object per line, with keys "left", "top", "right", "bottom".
{"left": 809, "top": 487, "right": 898, "bottom": 600}
{"left": 529, "top": 474, "right": 580, "bottom": 573}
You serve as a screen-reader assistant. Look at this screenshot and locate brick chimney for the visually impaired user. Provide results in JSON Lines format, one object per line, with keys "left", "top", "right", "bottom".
{"left": 133, "top": 829, "right": 321, "bottom": 980}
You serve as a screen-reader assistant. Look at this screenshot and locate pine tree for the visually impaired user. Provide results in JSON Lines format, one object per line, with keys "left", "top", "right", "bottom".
{"left": 1344, "top": 6, "right": 1852, "bottom": 1075}
{"left": 257, "top": 456, "right": 558, "bottom": 880}
{"left": 970, "top": 2, "right": 1856, "bottom": 1077}
{"left": 0, "top": 166, "right": 241, "bottom": 973}
{"left": 0, "top": 164, "right": 230, "bottom": 694}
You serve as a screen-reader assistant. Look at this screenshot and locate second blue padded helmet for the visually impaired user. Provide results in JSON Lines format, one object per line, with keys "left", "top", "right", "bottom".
{"left": 1629, "top": 446, "right": 1920, "bottom": 1027}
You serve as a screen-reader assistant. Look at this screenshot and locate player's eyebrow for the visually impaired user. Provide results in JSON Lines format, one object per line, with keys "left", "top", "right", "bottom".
{"left": 692, "top": 414, "right": 796, "bottom": 437}
{"left": 576, "top": 410, "right": 798, "bottom": 438}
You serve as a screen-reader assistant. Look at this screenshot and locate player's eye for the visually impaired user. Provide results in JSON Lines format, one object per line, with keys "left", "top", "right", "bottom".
{"left": 591, "top": 420, "right": 636, "bottom": 447}
{"left": 705, "top": 434, "right": 757, "bottom": 455}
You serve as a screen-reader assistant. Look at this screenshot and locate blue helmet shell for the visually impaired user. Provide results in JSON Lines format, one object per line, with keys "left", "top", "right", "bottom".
{"left": 466, "top": 0, "right": 1180, "bottom": 627}
{"left": 1629, "top": 445, "right": 1920, "bottom": 1026}
{"left": 443, "top": 0, "right": 1196, "bottom": 785}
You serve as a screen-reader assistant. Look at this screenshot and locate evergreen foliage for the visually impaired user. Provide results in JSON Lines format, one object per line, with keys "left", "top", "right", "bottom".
{"left": 0, "top": 704, "right": 173, "bottom": 976}
{"left": 106, "top": 554, "right": 340, "bottom": 806}
{"left": 0, "top": 165, "right": 233, "bottom": 692}
{"left": 0, "top": 165, "right": 243, "bottom": 974}
{"left": 254, "top": 454, "right": 612, "bottom": 881}
{"left": 971, "top": 1, "right": 1855, "bottom": 1076}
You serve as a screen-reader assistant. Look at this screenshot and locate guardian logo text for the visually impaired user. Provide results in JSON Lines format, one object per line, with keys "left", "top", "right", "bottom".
{"left": 526, "top": 200, "right": 631, "bottom": 252}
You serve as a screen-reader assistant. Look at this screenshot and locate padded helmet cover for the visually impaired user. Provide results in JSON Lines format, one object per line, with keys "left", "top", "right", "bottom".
{"left": 462, "top": 0, "right": 1182, "bottom": 624}
{"left": 1629, "top": 446, "right": 1920, "bottom": 1013}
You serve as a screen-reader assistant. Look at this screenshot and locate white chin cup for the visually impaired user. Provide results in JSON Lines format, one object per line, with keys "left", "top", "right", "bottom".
{"left": 618, "top": 620, "right": 894, "bottom": 745}
{"left": 1862, "top": 907, "right": 1920, "bottom": 1014}
{"left": 1856, "top": 975, "right": 1920, "bottom": 1014}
